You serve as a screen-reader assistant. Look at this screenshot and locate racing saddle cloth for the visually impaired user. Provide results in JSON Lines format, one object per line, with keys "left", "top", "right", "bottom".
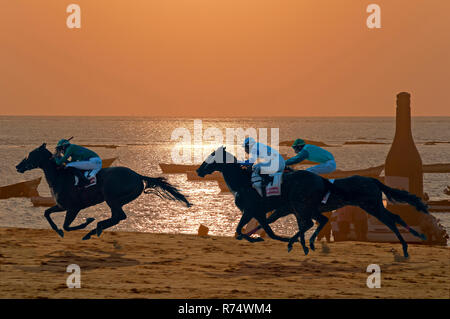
{"left": 261, "top": 172, "right": 283, "bottom": 197}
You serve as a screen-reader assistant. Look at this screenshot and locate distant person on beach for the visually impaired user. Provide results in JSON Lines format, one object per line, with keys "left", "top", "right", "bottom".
{"left": 54, "top": 139, "right": 102, "bottom": 187}
{"left": 241, "top": 137, "right": 285, "bottom": 197}
{"left": 285, "top": 139, "right": 336, "bottom": 174}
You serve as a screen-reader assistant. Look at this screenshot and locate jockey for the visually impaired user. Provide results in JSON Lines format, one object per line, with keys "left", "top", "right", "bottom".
{"left": 241, "top": 137, "right": 285, "bottom": 197}
{"left": 286, "top": 139, "right": 336, "bottom": 174}
{"left": 54, "top": 139, "right": 102, "bottom": 187}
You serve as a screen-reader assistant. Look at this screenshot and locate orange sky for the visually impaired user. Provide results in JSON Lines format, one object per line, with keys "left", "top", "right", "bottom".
{"left": 0, "top": 0, "right": 449, "bottom": 116}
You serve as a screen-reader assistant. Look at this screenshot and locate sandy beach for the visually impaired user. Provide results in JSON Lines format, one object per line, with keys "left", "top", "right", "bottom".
{"left": 0, "top": 227, "right": 448, "bottom": 299}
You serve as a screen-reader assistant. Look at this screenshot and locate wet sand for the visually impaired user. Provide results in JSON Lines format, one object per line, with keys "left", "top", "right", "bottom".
{"left": 0, "top": 227, "right": 448, "bottom": 299}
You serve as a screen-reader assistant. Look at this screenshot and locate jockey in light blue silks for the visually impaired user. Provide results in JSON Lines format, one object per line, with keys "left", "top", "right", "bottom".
{"left": 285, "top": 139, "right": 336, "bottom": 174}
{"left": 240, "top": 137, "right": 285, "bottom": 197}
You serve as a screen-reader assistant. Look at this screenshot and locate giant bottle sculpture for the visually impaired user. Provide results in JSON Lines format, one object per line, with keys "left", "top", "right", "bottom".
{"left": 385, "top": 92, "right": 423, "bottom": 225}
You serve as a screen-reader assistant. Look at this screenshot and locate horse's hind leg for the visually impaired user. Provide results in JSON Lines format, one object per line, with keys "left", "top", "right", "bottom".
{"left": 288, "top": 214, "right": 314, "bottom": 255}
{"left": 44, "top": 205, "right": 66, "bottom": 238}
{"left": 63, "top": 209, "right": 95, "bottom": 232}
{"left": 288, "top": 204, "right": 316, "bottom": 255}
{"left": 363, "top": 204, "right": 410, "bottom": 258}
{"left": 380, "top": 215, "right": 410, "bottom": 258}
{"left": 309, "top": 214, "right": 329, "bottom": 251}
{"left": 287, "top": 221, "right": 314, "bottom": 255}
{"left": 82, "top": 203, "right": 127, "bottom": 240}
{"left": 83, "top": 206, "right": 126, "bottom": 240}
{"left": 298, "top": 219, "right": 314, "bottom": 255}
{"left": 383, "top": 208, "right": 426, "bottom": 240}
{"left": 85, "top": 183, "right": 142, "bottom": 240}
{"left": 96, "top": 205, "right": 127, "bottom": 237}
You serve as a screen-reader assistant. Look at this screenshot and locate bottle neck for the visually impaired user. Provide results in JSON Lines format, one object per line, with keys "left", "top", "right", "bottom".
{"left": 393, "top": 104, "right": 413, "bottom": 142}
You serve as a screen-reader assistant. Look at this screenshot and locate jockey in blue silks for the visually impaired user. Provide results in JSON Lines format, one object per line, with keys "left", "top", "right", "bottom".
{"left": 240, "top": 137, "right": 285, "bottom": 197}
{"left": 285, "top": 139, "right": 336, "bottom": 174}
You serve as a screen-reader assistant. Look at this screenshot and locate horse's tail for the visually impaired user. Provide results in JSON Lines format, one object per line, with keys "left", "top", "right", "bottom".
{"left": 141, "top": 176, "right": 192, "bottom": 207}
{"left": 372, "top": 178, "right": 428, "bottom": 214}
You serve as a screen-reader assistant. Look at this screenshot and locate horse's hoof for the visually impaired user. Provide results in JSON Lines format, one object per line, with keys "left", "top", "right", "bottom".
{"left": 236, "top": 235, "right": 243, "bottom": 240}
{"left": 287, "top": 245, "right": 293, "bottom": 253}
{"left": 82, "top": 234, "right": 91, "bottom": 241}
{"left": 56, "top": 229, "right": 64, "bottom": 238}
{"left": 254, "top": 237, "right": 264, "bottom": 242}
{"left": 96, "top": 228, "right": 103, "bottom": 237}
{"left": 303, "top": 247, "right": 309, "bottom": 256}
{"left": 310, "top": 242, "right": 315, "bottom": 251}
{"left": 419, "top": 233, "right": 427, "bottom": 241}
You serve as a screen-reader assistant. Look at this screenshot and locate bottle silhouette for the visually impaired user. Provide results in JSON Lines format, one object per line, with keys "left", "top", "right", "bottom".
{"left": 385, "top": 92, "right": 423, "bottom": 225}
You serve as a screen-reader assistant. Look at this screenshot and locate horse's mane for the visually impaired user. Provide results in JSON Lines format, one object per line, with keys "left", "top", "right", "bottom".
{"left": 40, "top": 146, "right": 79, "bottom": 177}
{"left": 217, "top": 148, "right": 253, "bottom": 184}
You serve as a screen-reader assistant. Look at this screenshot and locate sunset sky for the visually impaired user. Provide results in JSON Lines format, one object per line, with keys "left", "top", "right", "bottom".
{"left": 1, "top": 0, "right": 449, "bottom": 117}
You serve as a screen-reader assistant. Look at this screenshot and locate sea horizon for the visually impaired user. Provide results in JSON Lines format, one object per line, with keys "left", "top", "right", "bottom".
{"left": 1, "top": 115, "right": 449, "bottom": 119}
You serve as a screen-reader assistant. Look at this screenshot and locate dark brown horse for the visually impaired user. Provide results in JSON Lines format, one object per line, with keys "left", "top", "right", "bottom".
{"left": 16, "top": 144, "right": 191, "bottom": 240}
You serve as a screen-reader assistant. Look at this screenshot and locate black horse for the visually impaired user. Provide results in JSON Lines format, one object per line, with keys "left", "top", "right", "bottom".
{"left": 196, "top": 146, "right": 428, "bottom": 257}
{"left": 16, "top": 143, "right": 191, "bottom": 240}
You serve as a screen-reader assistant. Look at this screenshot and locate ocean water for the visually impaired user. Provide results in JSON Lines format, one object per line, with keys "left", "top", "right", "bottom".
{"left": 0, "top": 116, "right": 448, "bottom": 240}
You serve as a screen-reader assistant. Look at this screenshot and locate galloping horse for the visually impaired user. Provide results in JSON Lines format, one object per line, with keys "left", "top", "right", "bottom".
{"left": 16, "top": 143, "right": 191, "bottom": 240}
{"left": 196, "top": 146, "right": 428, "bottom": 257}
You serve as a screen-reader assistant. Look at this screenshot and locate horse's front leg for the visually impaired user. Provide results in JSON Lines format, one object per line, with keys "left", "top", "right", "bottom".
{"left": 63, "top": 209, "right": 95, "bottom": 232}
{"left": 235, "top": 211, "right": 264, "bottom": 243}
{"left": 254, "top": 214, "right": 291, "bottom": 243}
{"left": 44, "top": 205, "right": 66, "bottom": 238}
{"left": 246, "top": 208, "right": 289, "bottom": 235}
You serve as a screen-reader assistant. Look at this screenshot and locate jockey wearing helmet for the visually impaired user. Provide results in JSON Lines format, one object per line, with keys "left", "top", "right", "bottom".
{"left": 241, "top": 137, "right": 285, "bottom": 197}
{"left": 54, "top": 139, "right": 103, "bottom": 187}
{"left": 285, "top": 139, "right": 336, "bottom": 174}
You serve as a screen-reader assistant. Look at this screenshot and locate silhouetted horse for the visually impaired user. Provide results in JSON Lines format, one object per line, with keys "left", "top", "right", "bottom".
{"left": 196, "top": 146, "right": 428, "bottom": 257}
{"left": 16, "top": 144, "right": 191, "bottom": 240}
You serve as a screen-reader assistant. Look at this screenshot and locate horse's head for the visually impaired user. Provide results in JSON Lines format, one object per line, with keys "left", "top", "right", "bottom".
{"left": 16, "top": 143, "right": 52, "bottom": 173}
{"left": 196, "top": 146, "right": 236, "bottom": 177}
